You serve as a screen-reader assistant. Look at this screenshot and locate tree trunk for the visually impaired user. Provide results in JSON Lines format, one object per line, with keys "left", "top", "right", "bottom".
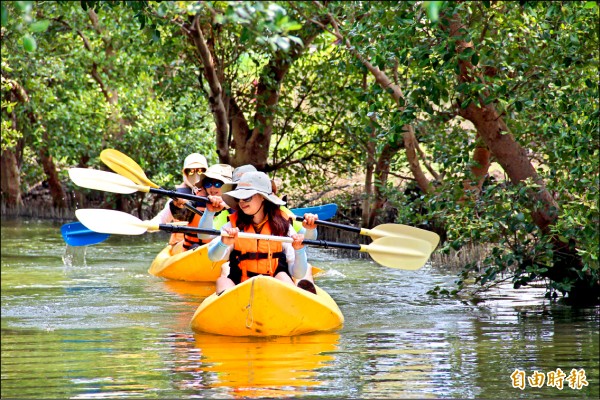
{"left": 39, "top": 130, "right": 67, "bottom": 209}
{"left": 446, "top": 11, "right": 596, "bottom": 304}
{"left": 460, "top": 144, "right": 491, "bottom": 202}
{"left": 187, "top": 13, "right": 327, "bottom": 169}
{"left": 362, "top": 77, "right": 376, "bottom": 226}
{"left": 324, "top": 13, "right": 432, "bottom": 195}
{"left": 1, "top": 149, "right": 23, "bottom": 207}
{"left": 368, "top": 143, "right": 398, "bottom": 227}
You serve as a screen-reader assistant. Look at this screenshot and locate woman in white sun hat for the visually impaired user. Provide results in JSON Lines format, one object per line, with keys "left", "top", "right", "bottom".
{"left": 209, "top": 165, "right": 319, "bottom": 292}
{"left": 207, "top": 171, "right": 314, "bottom": 295}
{"left": 148, "top": 153, "right": 208, "bottom": 247}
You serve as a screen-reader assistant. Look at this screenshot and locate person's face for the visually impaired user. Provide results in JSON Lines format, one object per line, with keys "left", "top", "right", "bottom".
{"left": 237, "top": 193, "right": 264, "bottom": 215}
{"left": 193, "top": 185, "right": 207, "bottom": 197}
{"left": 202, "top": 179, "right": 224, "bottom": 196}
{"left": 184, "top": 168, "right": 205, "bottom": 186}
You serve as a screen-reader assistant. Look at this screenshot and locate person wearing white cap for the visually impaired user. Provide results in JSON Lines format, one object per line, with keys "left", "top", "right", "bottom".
{"left": 148, "top": 153, "right": 208, "bottom": 248}
{"left": 207, "top": 171, "right": 315, "bottom": 295}
{"left": 195, "top": 164, "right": 235, "bottom": 243}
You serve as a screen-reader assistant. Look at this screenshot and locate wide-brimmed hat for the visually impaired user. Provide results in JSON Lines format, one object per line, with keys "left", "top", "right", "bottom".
{"left": 197, "top": 164, "right": 234, "bottom": 193}
{"left": 232, "top": 164, "right": 257, "bottom": 183}
{"left": 223, "top": 171, "right": 285, "bottom": 209}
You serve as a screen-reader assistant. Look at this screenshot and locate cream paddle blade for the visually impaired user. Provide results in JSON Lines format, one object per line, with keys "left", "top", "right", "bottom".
{"left": 69, "top": 168, "right": 209, "bottom": 203}
{"left": 294, "top": 217, "right": 440, "bottom": 250}
{"left": 362, "top": 224, "right": 440, "bottom": 250}
{"left": 68, "top": 168, "right": 142, "bottom": 194}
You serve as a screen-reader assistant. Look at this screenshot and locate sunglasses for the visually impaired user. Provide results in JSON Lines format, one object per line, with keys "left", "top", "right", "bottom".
{"left": 185, "top": 168, "right": 205, "bottom": 176}
{"left": 238, "top": 194, "right": 255, "bottom": 203}
{"left": 203, "top": 181, "right": 224, "bottom": 189}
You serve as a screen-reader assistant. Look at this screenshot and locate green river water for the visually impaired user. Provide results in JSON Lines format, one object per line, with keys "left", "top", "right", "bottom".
{"left": 1, "top": 218, "right": 598, "bottom": 399}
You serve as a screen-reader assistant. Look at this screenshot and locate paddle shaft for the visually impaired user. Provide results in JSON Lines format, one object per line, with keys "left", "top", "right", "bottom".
{"left": 294, "top": 216, "right": 360, "bottom": 233}
{"left": 184, "top": 201, "right": 203, "bottom": 216}
{"left": 149, "top": 187, "right": 208, "bottom": 203}
{"left": 158, "top": 224, "right": 361, "bottom": 250}
{"left": 157, "top": 224, "right": 278, "bottom": 242}
{"left": 74, "top": 209, "right": 431, "bottom": 268}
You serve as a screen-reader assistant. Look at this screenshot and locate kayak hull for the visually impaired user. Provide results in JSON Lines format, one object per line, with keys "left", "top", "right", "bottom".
{"left": 190, "top": 275, "right": 344, "bottom": 337}
{"left": 150, "top": 242, "right": 324, "bottom": 282}
{"left": 149, "top": 242, "right": 224, "bottom": 282}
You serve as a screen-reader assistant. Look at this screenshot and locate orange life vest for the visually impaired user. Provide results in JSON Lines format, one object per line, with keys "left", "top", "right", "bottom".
{"left": 228, "top": 212, "right": 287, "bottom": 282}
{"left": 183, "top": 210, "right": 204, "bottom": 250}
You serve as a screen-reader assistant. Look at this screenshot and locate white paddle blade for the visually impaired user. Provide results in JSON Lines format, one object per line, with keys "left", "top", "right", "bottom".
{"left": 362, "top": 236, "right": 433, "bottom": 270}
{"left": 366, "top": 224, "right": 440, "bottom": 250}
{"left": 68, "top": 168, "right": 140, "bottom": 194}
{"left": 75, "top": 209, "right": 151, "bottom": 235}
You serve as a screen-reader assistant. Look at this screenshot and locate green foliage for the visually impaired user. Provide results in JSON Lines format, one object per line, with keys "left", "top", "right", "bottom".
{"left": 330, "top": 1, "right": 598, "bottom": 302}
{"left": 1, "top": 1, "right": 51, "bottom": 52}
{"left": 216, "top": 2, "right": 304, "bottom": 52}
{"left": 2, "top": 1, "right": 598, "bottom": 302}
{"left": 1, "top": 1, "right": 215, "bottom": 195}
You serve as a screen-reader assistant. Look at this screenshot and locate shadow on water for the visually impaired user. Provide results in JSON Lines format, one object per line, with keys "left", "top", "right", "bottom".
{"left": 1, "top": 218, "right": 598, "bottom": 399}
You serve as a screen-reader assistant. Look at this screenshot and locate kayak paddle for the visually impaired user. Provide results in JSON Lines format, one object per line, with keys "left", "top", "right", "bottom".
{"left": 294, "top": 217, "right": 440, "bottom": 250}
{"left": 61, "top": 221, "right": 110, "bottom": 246}
{"left": 100, "top": 149, "right": 160, "bottom": 188}
{"left": 68, "top": 168, "right": 209, "bottom": 203}
{"left": 290, "top": 203, "right": 337, "bottom": 221}
{"left": 75, "top": 209, "right": 433, "bottom": 270}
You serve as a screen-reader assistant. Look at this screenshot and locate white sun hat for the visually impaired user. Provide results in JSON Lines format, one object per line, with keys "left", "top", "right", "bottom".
{"left": 197, "top": 164, "right": 234, "bottom": 193}
{"left": 232, "top": 164, "right": 258, "bottom": 183}
{"left": 182, "top": 153, "right": 208, "bottom": 187}
{"left": 223, "top": 171, "right": 285, "bottom": 209}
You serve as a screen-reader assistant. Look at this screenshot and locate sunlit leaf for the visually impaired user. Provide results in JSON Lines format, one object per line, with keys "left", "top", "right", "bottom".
{"left": 22, "top": 34, "right": 37, "bottom": 52}
{"left": 29, "top": 20, "right": 50, "bottom": 33}
{"left": 1, "top": 4, "right": 8, "bottom": 26}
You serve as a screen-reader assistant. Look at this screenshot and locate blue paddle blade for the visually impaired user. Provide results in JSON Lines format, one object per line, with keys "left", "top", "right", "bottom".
{"left": 61, "top": 222, "right": 110, "bottom": 246}
{"left": 290, "top": 203, "right": 338, "bottom": 221}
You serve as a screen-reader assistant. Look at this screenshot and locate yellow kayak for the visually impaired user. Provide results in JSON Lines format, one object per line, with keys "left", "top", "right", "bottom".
{"left": 148, "top": 242, "right": 224, "bottom": 282}
{"left": 149, "top": 241, "right": 324, "bottom": 282}
{"left": 190, "top": 275, "right": 344, "bottom": 337}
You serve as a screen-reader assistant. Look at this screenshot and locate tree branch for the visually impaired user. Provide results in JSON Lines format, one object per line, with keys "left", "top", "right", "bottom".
{"left": 188, "top": 14, "right": 230, "bottom": 161}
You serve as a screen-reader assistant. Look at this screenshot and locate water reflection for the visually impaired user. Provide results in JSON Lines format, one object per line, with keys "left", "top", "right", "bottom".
{"left": 160, "top": 280, "right": 216, "bottom": 300}
{"left": 1, "top": 219, "right": 598, "bottom": 399}
{"left": 190, "top": 332, "right": 340, "bottom": 397}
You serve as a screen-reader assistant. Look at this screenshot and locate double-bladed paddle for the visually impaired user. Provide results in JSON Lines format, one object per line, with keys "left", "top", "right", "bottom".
{"left": 97, "top": 149, "right": 438, "bottom": 250}
{"left": 68, "top": 168, "right": 209, "bottom": 203}
{"left": 75, "top": 209, "right": 433, "bottom": 270}
{"left": 100, "top": 149, "right": 160, "bottom": 188}
{"left": 61, "top": 221, "right": 110, "bottom": 246}
{"left": 294, "top": 216, "right": 440, "bottom": 250}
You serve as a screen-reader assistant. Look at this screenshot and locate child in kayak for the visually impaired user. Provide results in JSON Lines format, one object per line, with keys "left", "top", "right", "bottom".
{"left": 192, "top": 164, "right": 234, "bottom": 245}
{"left": 207, "top": 171, "right": 315, "bottom": 295}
